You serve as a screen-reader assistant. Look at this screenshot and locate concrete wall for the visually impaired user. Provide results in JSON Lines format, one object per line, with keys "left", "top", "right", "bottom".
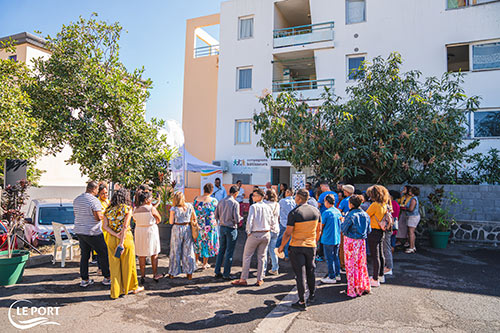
{"left": 355, "top": 184, "right": 500, "bottom": 222}
{"left": 213, "top": 0, "right": 500, "bottom": 186}
{"left": 182, "top": 14, "right": 221, "bottom": 188}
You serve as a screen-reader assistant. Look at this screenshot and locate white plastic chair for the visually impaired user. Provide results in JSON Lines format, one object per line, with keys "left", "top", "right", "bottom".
{"left": 52, "top": 222, "right": 79, "bottom": 267}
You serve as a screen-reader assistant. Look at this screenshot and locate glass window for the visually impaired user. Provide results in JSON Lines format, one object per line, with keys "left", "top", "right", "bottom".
{"left": 346, "top": 0, "right": 366, "bottom": 24}
{"left": 447, "top": 45, "right": 470, "bottom": 72}
{"left": 474, "top": 111, "right": 500, "bottom": 137}
{"left": 8, "top": 55, "right": 17, "bottom": 62}
{"left": 347, "top": 56, "right": 365, "bottom": 80}
{"left": 38, "top": 206, "right": 75, "bottom": 225}
{"left": 239, "top": 17, "right": 254, "bottom": 39}
{"left": 235, "top": 120, "right": 251, "bottom": 144}
{"left": 472, "top": 42, "right": 500, "bottom": 70}
{"left": 238, "top": 67, "right": 252, "bottom": 90}
{"left": 448, "top": 0, "right": 495, "bottom": 8}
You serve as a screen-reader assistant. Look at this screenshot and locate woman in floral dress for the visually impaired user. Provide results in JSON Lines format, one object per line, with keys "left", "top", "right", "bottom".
{"left": 193, "top": 183, "right": 219, "bottom": 269}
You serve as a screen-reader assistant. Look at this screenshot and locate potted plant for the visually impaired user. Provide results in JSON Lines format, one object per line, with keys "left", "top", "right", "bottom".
{"left": 423, "top": 187, "right": 459, "bottom": 249}
{"left": 0, "top": 179, "right": 31, "bottom": 286}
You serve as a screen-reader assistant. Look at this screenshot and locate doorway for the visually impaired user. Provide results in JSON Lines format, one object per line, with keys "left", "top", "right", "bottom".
{"left": 271, "top": 167, "right": 291, "bottom": 186}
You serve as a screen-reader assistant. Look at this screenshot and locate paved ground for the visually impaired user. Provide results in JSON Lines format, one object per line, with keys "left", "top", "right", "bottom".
{"left": 1, "top": 232, "right": 499, "bottom": 332}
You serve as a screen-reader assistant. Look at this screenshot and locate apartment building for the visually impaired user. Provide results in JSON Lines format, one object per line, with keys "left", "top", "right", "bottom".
{"left": 190, "top": 0, "right": 500, "bottom": 187}
{"left": 1, "top": 32, "right": 87, "bottom": 198}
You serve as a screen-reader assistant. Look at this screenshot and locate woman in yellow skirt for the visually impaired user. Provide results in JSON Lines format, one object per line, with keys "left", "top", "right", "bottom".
{"left": 103, "top": 188, "right": 144, "bottom": 299}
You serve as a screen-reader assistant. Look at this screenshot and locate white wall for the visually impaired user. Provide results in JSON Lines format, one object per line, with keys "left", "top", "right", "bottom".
{"left": 36, "top": 146, "right": 88, "bottom": 187}
{"left": 215, "top": 0, "right": 500, "bottom": 184}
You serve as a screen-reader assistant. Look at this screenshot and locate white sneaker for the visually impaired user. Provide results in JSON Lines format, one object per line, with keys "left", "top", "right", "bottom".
{"left": 379, "top": 276, "right": 385, "bottom": 284}
{"left": 384, "top": 269, "right": 393, "bottom": 276}
{"left": 320, "top": 277, "right": 337, "bottom": 284}
{"left": 102, "top": 278, "right": 111, "bottom": 286}
{"left": 336, "top": 276, "right": 341, "bottom": 281}
{"left": 80, "top": 279, "right": 94, "bottom": 288}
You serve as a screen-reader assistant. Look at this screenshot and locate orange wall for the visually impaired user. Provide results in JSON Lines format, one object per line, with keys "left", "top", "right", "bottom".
{"left": 182, "top": 14, "right": 220, "bottom": 188}
{"left": 0, "top": 43, "right": 28, "bottom": 62}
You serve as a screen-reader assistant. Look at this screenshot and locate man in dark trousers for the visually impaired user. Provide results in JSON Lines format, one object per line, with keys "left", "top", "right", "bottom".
{"left": 278, "top": 189, "right": 322, "bottom": 310}
{"left": 214, "top": 185, "right": 241, "bottom": 280}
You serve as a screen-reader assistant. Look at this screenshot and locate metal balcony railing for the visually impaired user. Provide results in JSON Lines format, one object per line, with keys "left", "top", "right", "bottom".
{"left": 273, "top": 21, "right": 334, "bottom": 48}
{"left": 194, "top": 44, "right": 220, "bottom": 58}
{"left": 272, "top": 78, "right": 335, "bottom": 93}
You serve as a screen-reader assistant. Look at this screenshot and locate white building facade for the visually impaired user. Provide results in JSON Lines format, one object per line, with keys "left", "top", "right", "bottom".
{"left": 212, "top": 0, "right": 500, "bottom": 185}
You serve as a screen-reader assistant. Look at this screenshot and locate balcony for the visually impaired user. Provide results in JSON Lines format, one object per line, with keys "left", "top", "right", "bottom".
{"left": 272, "top": 79, "right": 335, "bottom": 101}
{"left": 194, "top": 44, "right": 220, "bottom": 58}
{"left": 273, "top": 22, "right": 334, "bottom": 49}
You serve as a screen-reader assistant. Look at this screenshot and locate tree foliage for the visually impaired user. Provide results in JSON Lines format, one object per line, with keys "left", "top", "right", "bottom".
{"left": 254, "top": 53, "right": 480, "bottom": 184}
{"left": 28, "top": 14, "right": 175, "bottom": 188}
{"left": 0, "top": 44, "right": 42, "bottom": 184}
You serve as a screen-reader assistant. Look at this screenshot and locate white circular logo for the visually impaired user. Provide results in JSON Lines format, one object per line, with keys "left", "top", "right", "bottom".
{"left": 8, "top": 300, "right": 61, "bottom": 330}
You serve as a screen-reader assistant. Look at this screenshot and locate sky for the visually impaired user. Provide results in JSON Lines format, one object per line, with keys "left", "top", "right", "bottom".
{"left": 0, "top": 0, "right": 224, "bottom": 124}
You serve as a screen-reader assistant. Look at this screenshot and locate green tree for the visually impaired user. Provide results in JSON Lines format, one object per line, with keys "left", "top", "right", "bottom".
{"left": 254, "top": 53, "right": 479, "bottom": 184}
{"left": 28, "top": 14, "right": 174, "bottom": 188}
{"left": 0, "top": 41, "right": 42, "bottom": 184}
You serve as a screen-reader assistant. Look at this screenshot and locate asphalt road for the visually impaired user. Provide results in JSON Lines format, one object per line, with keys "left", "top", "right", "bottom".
{"left": 1, "top": 232, "right": 499, "bottom": 333}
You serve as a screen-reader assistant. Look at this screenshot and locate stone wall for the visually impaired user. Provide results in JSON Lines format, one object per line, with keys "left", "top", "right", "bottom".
{"left": 355, "top": 184, "right": 500, "bottom": 244}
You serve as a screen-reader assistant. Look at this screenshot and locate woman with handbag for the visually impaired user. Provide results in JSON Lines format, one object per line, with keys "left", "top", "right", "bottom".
{"left": 366, "top": 185, "right": 391, "bottom": 288}
{"left": 168, "top": 191, "right": 197, "bottom": 279}
{"left": 102, "top": 189, "right": 144, "bottom": 299}
{"left": 193, "top": 183, "right": 219, "bottom": 269}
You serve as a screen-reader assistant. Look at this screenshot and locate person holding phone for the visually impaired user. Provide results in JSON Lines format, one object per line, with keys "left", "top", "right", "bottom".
{"left": 103, "top": 188, "right": 144, "bottom": 299}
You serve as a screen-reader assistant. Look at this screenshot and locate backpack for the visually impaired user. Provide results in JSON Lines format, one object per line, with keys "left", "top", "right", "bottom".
{"left": 374, "top": 204, "right": 394, "bottom": 231}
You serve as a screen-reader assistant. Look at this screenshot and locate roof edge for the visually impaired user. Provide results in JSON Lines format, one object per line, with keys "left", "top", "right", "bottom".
{"left": 0, "top": 32, "right": 47, "bottom": 50}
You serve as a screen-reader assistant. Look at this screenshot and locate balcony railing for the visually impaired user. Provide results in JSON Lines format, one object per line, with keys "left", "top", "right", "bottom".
{"left": 272, "top": 79, "right": 335, "bottom": 93}
{"left": 273, "top": 21, "right": 334, "bottom": 48}
{"left": 194, "top": 44, "right": 220, "bottom": 58}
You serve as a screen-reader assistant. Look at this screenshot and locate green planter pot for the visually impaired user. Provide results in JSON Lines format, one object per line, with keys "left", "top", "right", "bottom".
{"left": 0, "top": 250, "right": 30, "bottom": 286}
{"left": 429, "top": 231, "right": 451, "bottom": 249}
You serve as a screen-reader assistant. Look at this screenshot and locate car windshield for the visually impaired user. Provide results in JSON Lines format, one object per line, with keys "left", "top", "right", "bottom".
{"left": 38, "top": 206, "right": 74, "bottom": 225}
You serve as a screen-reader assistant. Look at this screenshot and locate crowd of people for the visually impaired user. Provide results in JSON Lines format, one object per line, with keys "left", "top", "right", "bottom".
{"left": 72, "top": 179, "right": 422, "bottom": 308}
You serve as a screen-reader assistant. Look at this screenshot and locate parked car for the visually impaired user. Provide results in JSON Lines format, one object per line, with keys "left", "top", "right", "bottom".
{"left": 24, "top": 199, "right": 75, "bottom": 246}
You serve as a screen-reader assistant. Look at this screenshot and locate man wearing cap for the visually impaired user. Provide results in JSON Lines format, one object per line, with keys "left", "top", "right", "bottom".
{"left": 337, "top": 184, "right": 355, "bottom": 273}
{"left": 338, "top": 185, "right": 355, "bottom": 215}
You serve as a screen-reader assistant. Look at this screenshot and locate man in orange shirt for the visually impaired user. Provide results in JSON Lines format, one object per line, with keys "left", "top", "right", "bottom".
{"left": 279, "top": 189, "right": 322, "bottom": 311}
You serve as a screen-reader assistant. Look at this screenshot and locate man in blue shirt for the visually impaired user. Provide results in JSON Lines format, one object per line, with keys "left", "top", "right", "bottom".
{"left": 317, "top": 181, "right": 339, "bottom": 214}
{"left": 277, "top": 188, "right": 296, "bottom": 260}
{"left": 211, "top": 178, "right": 227, "bottom": 202}
{"left": 338, "top": 185, "right": 355, "bottom": 215}
{"left": 319, "top": 194, "right": 342, "bottom": 284}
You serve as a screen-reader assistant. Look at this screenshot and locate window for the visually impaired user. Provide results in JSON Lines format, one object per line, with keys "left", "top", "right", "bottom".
{"left": 347, "top": 55, "right": 365, "bottom": 80}
{"left": 447, "top": 45, "right": 469, "bottom": 72}
{"left": 474, "top": 110, "right": 500, "bottom": 137}
{"left": 237, "top": 67, "right": 252, "bottom": 90}
{"left": 447, "top": 40, "right": 500, "bottom": 72}
{"left": 472, "top": 42, "right": 500, "bottom": 70}
{"left": 38, "top": 207, "right": 75, "bottom": 225}
{"left": 8, "top": 55, "right": 17, "bottom": 62}
{"left": 447, "top": 0, "right": 496, "bottom": 9}
{"left": 235, "top": 119, "right": 252, "bottom": 144}
{"left": 346, "top": 0, "right": 366, "bottom": 24}
{"left": 232, "top": 173, "right": 251, "bottom": 184}
{"left": 239, "top": 16, "right": 254, "bottom": 39}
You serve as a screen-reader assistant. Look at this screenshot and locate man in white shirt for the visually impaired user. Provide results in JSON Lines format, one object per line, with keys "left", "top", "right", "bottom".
{"left": 232, "top": 188, "right": 272, "bottom": 287}
{"left": 211, "top": 178, "right": 227, "bottom": 202}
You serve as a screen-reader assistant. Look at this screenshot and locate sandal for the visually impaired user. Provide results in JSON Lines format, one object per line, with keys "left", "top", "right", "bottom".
{"left": 153, "top": 273, "right": 166, "bottom": 282}
{"left": 131, "top": 286, "right": 144, "bottom": 294}
{"left": 231, "top": 280, "right": 248, "bottom": 286}
{"left": 405, "top": 247, "right": 416, "bottom": 254}
{"left": 255, "top": 280, "right": 264, "bottom": 287}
